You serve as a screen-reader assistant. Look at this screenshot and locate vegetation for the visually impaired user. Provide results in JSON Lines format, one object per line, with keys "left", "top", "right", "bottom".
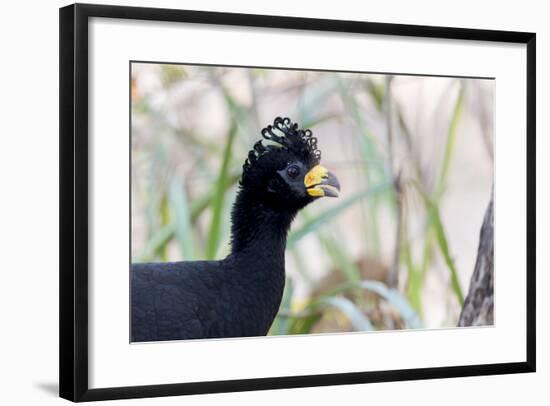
{"left": 131, "top": 64, "right": 494, "bottom": 334}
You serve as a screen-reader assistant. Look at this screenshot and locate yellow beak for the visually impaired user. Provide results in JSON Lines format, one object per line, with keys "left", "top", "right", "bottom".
{"left": 304, "top": 165, "right": 340, "bottom": 198}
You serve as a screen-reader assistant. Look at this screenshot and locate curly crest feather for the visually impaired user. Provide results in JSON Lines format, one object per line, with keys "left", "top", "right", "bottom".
{"left": 242, "top": 117, "right": 321, "bottom": 175}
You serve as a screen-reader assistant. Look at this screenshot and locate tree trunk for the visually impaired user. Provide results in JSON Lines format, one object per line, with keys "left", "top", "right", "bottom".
{"left": 458, "top": 193, "right": 494, "bottom": 327}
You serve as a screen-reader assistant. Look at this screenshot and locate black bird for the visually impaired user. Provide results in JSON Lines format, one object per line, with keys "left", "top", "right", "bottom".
{"left": 131, "top": 117, "right": 340, "bottom": 342}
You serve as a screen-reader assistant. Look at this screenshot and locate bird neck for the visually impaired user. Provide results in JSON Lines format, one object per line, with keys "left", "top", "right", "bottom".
{"left": 229, "top": 189, "right": 297, "bottom": 261}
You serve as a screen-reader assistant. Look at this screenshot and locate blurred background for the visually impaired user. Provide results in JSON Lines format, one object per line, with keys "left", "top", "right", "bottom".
{"left": 131, "top": 63, "right": 494, "bottom": 335}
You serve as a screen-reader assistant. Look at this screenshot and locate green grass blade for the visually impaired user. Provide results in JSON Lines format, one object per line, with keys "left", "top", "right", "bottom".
{"left": 300, "top": 114, "right": 339, "bottom": 130}
{"left": 365, "top": 78, "right": 386, "bottom": 112}
{"left": 287, "top": 182, "right": 392, "bottom": 247}
{"left": 285, "top": 279, "right": 419, "bottom": 332}
{"left": 157, "top": 194, "right": 170, "bottom": 261}
{"left": 408, "top": 81, "right": 465, "bottom": 310}
{"left": 434, "top": 84, "right": 465, "bottom": 201}
{"left": 321, "top": 232, "right": 361, "bottom": 283}
{"left": 189, "top": 171, "right": 241, "bottom": 221}
{"left": 336, "top": 75, "right": 388, "bottom": 256}
{"left": 295, "top": 76, "right": 338, "bottom": 125}
{"left": 205, "top": 123, "right": 238, "bottom": 260}
{"left": 402, "top": 241, "right": 423, "bottom": 315}
{"left": 288, "top": 312, "right": 323, "bottom": 335}
{"left": 145, "top": 145, "right": 166, "bottom": 246}
{"left": 319, "top": 296, "right": 374, "bottom": 331}
{"left": 137, "top": 171, "right": 241, "bottom": 262}
{"left": 335, "top": 76, "right": 384, "bottom": 177}
{"left": 414, "top": 182, "right": 465, "bottom": 306}
{"left": 169, "top": 178, "right": 196, "bottom": 260}
{"left": 290, "top": 246, "right": 314, "bottom": 286}
{"left": 430, "top": 207, "right": 465, "bottom": 305}
{"left": 136, "top": 222, "right": 175, "bottom": 262}
{"left": 360, "top": 280, "right": 423, "bottom": 329}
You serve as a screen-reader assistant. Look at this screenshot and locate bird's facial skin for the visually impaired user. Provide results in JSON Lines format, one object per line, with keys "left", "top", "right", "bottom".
{"left": 304, "top": 164, "right": 340, "bottom": 198}
{"left": 273, "top": 161, "right": 340, "bottom": 204}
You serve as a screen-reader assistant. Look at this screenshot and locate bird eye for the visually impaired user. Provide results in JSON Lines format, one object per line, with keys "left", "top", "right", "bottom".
{"left": 286, "top": 165, "right": 300, "bottom": 178}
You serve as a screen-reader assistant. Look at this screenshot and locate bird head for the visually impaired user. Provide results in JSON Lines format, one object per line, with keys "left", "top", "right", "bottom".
{"left": 239, "top": 117, "right": 340, "bottom": 211}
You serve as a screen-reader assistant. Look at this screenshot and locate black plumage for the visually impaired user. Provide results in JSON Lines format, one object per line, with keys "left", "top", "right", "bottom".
{"left": 131, "top": 117, "right": 340, "bottom": 342}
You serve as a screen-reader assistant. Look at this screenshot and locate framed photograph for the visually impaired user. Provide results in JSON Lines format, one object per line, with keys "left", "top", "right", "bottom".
{"left": 59, "top": 3, "right": 536, "bottom": 402}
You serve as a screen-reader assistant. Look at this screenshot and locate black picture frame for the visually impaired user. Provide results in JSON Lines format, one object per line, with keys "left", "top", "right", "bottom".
{"left": 59, "top": 3, "right": 536, "bottom": 402}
